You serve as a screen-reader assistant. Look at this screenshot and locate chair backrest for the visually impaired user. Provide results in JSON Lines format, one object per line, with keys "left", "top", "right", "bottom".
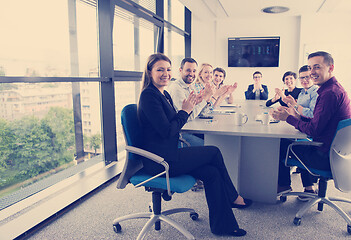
{"left": 330, "top": 118, "right": 351, "bottom": 192}
{"left": 116, "top": 104, "right": 143, "bottom": 189}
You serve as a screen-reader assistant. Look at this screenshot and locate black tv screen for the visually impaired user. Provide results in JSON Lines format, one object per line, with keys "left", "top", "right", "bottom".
{"left": 228, "top": 37, "right": 280, "bottom": 67}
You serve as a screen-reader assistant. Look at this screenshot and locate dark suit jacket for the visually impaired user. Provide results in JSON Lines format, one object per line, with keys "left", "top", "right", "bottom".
{"left": 138, "top": 83, "right": 189, "bottom": 164}
{"left": 245, "top": 84, "right": 269, "bottom": 100}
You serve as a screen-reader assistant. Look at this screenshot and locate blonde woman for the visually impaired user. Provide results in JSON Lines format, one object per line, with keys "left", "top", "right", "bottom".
{"left": 194, "top": 63, "right": 233, "bottom": 108}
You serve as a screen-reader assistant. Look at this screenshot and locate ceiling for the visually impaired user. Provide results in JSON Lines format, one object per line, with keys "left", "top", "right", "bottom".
{"left": 179, "top": 0, "right": 351, "bottom": 19}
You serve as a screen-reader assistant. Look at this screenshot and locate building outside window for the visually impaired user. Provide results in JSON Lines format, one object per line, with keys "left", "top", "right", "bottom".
{"left": 0, "top": 1, "right": 190, "bottom": 234}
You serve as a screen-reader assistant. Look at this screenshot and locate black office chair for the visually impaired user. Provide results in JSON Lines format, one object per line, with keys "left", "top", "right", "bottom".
{"left": 281, "top": 118, "right": 351, "bottom": 234}
{"left": 113, "top": 104, "right": 198, "bottom": 240}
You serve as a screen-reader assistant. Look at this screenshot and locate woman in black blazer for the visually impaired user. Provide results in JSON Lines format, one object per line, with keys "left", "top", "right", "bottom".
{"left": 138, "top": 53, "right": 251, "bottom": 237}
{"left": 266, "top": 71, "right": 302, "bottom": 107}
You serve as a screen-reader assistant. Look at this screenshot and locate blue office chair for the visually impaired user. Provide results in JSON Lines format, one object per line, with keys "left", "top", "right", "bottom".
{"left": 281, "top": 118, "right": 351, "bottom": 234}
{"left": 113, "top": 104, "right": 198, "bottom": 240}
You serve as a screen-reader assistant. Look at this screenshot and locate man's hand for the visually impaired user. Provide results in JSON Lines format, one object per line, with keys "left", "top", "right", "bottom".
{"left": 270, "top": 106, "right": 289, "bottom": 121}
{"left": 282, "top": 95, "right": 297, "bottom": 106}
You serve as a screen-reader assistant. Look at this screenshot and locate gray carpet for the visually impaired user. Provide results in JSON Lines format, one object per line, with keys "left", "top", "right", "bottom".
{"left": 26, "top": 173, "right": 351, "bottom": 239}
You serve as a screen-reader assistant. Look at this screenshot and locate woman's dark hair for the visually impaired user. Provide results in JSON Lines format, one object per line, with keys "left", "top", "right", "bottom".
{"left": 253, "top": 71, "right": 262, "bottom": 78}
{"left": 282, "top": 71, "right": 297, "bottom": 82}
{"left": 213, "top": 67, "right": 226, "bottom": 87}
{"left": 141, "top": 53, "right": 171, "bottom": 91}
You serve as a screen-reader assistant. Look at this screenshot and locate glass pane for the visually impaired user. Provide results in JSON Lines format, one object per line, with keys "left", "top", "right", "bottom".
{"left": 0, "top": 82, "right": 102, "bottom": 208}
{"left": 164, "top": 0, "right": 185, "bottom": 30}
{"left": 115, "top": 81, "right": 141, "bottom": 159}
{"left": 164, "top": 29, "right": 185, "bottom": 69}
{"left": 76, "top": 1, "right": 99, "bottom": 77}
{"left": 131, "top": 0, "right": 156, "bottom": 14}
{"left": 113, "top": 7, "right": 157, "bottom": 71}
{"left": 0, "top": 0, "right": 98, "bottom": 77}
{"left": 113, "top": 7, "right": 135, "bottom": 71}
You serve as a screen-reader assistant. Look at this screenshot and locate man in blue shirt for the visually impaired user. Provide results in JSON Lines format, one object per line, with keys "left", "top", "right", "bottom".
{"left": 271, "top": 51, "right": 351, "bottom": 197}
{"left": 283, "top": 65, "right": 318, "bottom": 118}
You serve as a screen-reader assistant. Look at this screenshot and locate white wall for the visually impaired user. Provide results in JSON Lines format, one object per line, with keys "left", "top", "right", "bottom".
{"left": 192, "top": 13, "right": 351, "bottom": 100}
{"left": 192, "top": 16, "right": 301, "bottom": 100}
{"left": 299, "top": 13, "right": 351, "bottom": 95}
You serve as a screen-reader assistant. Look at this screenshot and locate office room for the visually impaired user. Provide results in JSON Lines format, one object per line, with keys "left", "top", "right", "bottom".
{"left": 0, "top": 0, "right": 351, "bottom": 239}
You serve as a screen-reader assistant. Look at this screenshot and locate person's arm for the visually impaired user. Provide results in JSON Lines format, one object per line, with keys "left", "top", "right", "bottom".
{"left": 300, "top": 91, "right": 318, "bottom": 118}
{"left": 139, "top": 90, "right": 189, "bottom": 140}
{"left": 286, "top": 93, "right": 336, "bottom": 137}
{"left": 227, "top": 92, "right": 234, "bottom": 104}
{"left": 260, "top": 85, "right": 269, "bottom": 100}
{"left": 189, "top": 101, "right": 207, "bottom": 120}
{"left": 245, "top": 85, "right": 255, "bottom": 100}
{"left": 266, "top": 97, "right": 279, "bottom": 107}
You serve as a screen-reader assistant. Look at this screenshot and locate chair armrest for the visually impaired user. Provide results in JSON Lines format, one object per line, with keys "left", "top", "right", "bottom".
{"left": 125, "top": 145, "right": 171, "bottom": 196}
{"left": 179, "top": 137, "right": 190, "bottom": 147}
{"left": 284, "top": 141, "right": 323, "bottom": 177}
{"left": 289, "top": 141, "right": 323, "bottom": 147}
{"left": 125, "top": 145, "right": 164, "bottom": 164}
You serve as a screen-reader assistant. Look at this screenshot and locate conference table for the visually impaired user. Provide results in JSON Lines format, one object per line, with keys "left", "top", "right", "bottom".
{"left": 182, "top": 100, "right": 307, "bottom": 203}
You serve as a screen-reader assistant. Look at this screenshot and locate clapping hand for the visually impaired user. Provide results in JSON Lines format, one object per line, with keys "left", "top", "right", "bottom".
{"left": 203, "top": 83, "right": 215, "bottom": 102}
{"left": 270, "top": 106, "right": 289, "bottom": 121}
{"left": 282, "top": 95, "right": 297, "bottom": 106}
{"left": 227, "top": 82, "right": 238, "bottom": 95}
{"left": 182, "top": 91, "right": 197, "bottom": 114}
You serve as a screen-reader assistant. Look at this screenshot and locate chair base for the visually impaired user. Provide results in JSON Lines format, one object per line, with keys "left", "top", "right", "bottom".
{"left": 113, "top": 207, "right": 197, "bottom": 240}
{"left": 282, "top": 191, "right": 351, "bottom": 232}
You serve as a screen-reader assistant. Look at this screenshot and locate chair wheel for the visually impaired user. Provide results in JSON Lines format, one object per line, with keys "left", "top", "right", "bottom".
{"left": 190, "top": 212, "right": 199, "bottom": 221}
{"left": 280, "top": 196, "right": 287, "bottom": 202}
{"left": 293, "top": 217, "right": 301, "bottom": 226}
{"left": 113, "top": 223, "right": 122, "bottom": 233}
{"left": 347, "top": 225, "right": 351, "bottom": 234}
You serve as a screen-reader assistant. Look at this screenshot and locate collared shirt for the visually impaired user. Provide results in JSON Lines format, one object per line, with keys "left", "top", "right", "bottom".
{"left": 287, "top": 77, "right": 351, "bottom": 153}
{"left": 296, "top": 85, "right": 319, "bottom": 118}
{"left": 167, "top": 78, "right": 207, "bottom": 121}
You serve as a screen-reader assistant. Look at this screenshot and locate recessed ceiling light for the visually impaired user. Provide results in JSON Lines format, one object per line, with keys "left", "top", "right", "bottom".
{"left": 262, "top": 6, "right": 289, "bottom": 14}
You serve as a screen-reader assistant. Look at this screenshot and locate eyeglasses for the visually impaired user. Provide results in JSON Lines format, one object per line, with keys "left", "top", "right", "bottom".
{"left": 253, "top": 76, "right": 262, "bottom": 79}
{"left": 299, "top": 76, "right": 310, "bottom": 80}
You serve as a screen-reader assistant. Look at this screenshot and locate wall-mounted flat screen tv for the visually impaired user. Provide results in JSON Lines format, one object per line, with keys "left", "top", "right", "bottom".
{"left": 228, "top": 37, "right": 280, "bottom": 67}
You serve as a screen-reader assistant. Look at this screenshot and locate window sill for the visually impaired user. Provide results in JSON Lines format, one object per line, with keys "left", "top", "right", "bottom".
{"left": 0, "top": 159, "right": 124, "bottom": 240}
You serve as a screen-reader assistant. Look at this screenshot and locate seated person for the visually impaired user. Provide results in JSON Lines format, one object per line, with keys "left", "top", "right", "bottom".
{"left": 266, "top": 71, "right": 302, "bottom": 107}
{"left": 283, "top": 65, "right": 319, "bottom": 118}
{"left": 245, "top": 71, "right": 268, "bottom": 100}
{"left": 139, "top": 53, "right": 251, "bottom": 237}
{"left": 167, "top": 58, "right": 212, "bottom": 147}
{"left": 212, "top": 67, "right": 237, "bottom": 107}
{"left": 193, "top": 63, "right": 232, "bottom": 110}
{"left": 270, "top": 51, "right": 351, "bottom": 198}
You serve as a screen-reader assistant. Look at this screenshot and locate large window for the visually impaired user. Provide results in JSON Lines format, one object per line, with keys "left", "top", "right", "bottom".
{"left": 0, "top": 0, "right": 190, "bottom": 237}
{"left": 0, "top": 0, "right": 102, "bottom": 207}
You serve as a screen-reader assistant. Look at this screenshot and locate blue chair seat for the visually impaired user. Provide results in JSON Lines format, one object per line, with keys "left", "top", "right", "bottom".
{"left": 130, "top": 170, "right": 196, "bottom": 193}
{"left": 287, "top": 158, "right": 333, "bottom": 179}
